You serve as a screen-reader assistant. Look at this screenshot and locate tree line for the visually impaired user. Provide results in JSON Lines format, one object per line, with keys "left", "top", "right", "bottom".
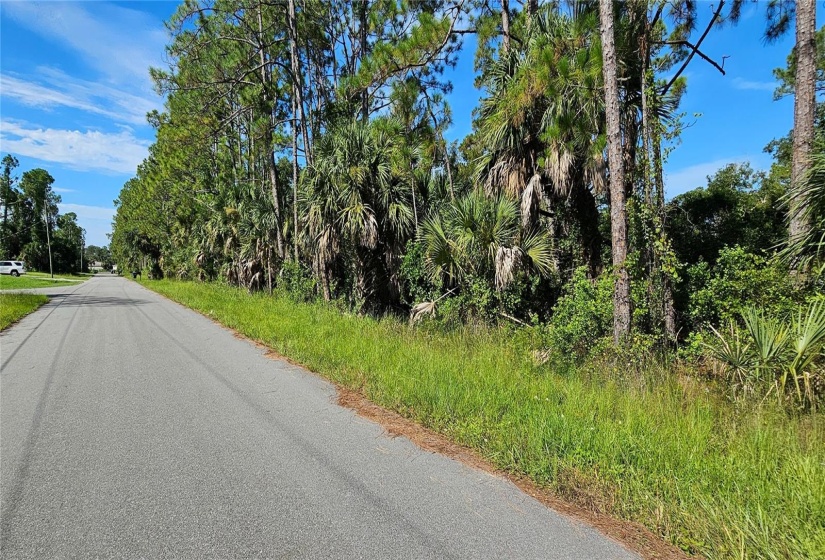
{"left": 0, "top": 156, "right": 85, "bottom": 274}
{"left": 111, "top": 0, "right": 823, "bottom": 351}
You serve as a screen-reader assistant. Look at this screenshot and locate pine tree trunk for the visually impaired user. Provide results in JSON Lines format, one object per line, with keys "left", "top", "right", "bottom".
{"left": 501, "top": 0, "right": 511, "bottom": 53}
{"left": 599, "top": 0, "right": 631, "bottom": 344}
{"left": 287, "top": 0, "right": 312, "bottom": 166}
{"left": 360, "top": 0, "right": 369, "bottom": 121}
{"left": 789, "top": 0, "right": 816, "bottom": 266}
{"left": 292, "top": 94, "right": 300, "bottom": 263}
{"left": 268, "top": 148, "right": 285, "bottom": 260}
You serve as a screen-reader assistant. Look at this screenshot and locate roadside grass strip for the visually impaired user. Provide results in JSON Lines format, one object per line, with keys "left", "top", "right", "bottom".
{"left": 26, "top": 271, "right": 85, "bottom": 280}
{"left": 0, "top": 293, "right": 48, "bottom": 330}
{"left": 0, "top": 275, "right": 85, "bottom": 290}
{"left": 144, "top": 279, "right": 825, "bottom": 560}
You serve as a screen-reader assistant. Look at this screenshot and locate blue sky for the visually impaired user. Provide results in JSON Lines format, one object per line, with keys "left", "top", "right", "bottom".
{"left": 0, "top": 1, "right": 818, "bottom": 247}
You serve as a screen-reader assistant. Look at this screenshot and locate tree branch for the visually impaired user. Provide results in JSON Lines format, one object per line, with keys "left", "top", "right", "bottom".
{"left": 660, "top": 40, "right": 726, "bottom": 75}
{"left": 661, "top": 0, "right": 726, "bottom": 95}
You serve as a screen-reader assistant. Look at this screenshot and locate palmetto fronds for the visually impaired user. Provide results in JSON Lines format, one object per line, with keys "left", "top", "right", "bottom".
{"left": 708, "top": 301, "right": 825, "bottom": 408}
{"left": 780, "top": 148, "right": 825, "bottom": 271}
{"left": 300, "top": 117, "right": 417, "bottom": 305}
{"left": 421, "top": 191, "right": 555, "bottom": 290}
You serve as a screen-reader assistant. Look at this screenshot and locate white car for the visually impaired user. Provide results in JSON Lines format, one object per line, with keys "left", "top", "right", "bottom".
{"left": 0, "top": 261, "right": 27, "bottom": 277}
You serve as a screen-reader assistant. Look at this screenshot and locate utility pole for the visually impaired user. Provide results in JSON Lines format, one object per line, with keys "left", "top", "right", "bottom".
{"left": 43, "top": 207, "right": 53, "bottom": 278}
{"left": 80, "top": 232, "right": 84, "bottom": 273}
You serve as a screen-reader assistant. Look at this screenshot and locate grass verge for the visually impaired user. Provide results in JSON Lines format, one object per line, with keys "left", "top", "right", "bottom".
{"left": 0, "top": 293, "right": 48, "bottom": 330}
{"left": 0, "top": 275, "right": 85, "bottom": 290}
{"left": 144, "top": 279, "right": 824, "bottom": 560}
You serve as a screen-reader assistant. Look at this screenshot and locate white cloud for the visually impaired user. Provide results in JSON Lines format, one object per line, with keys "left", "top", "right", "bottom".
{"left": 60, "top": 203, "right": 115, "bottom": 222}
{"left": 3, "top": 2, "right": 168, "bottom": 88}
{"left": 53, "top": 187, "right": 76, "bottom": 194}
{"left": 1, "top": 69, "right": 161, "bottom": 126}
{"left": 732, "top": 77, "right": 778, "bottom": 92}
{"left": 59, "top": 204, "right": 115, "bottom": 247}
{"left": 0, "top": 120, "right": 149, "bottom": 175}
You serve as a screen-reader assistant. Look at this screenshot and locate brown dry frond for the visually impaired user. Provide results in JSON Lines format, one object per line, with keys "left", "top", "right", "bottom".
{"left": 318, "top": 226, "right": 338, "bottom": 265}
{"left": 495, "top": 246, "right": 522, "bottom": 289}
{"left": 543, "top": 148, "right": 573, "bottom": 195}
{"left": 521, "top": 174, "right": 543, "bottom": 228}
{"left": 410, "top": 300, "right": 437, "bottom": 324}
{"left": 486, "top": 157, "right": 526, "bottom": 199}
{"left": 361, "top": 213, "right": 379, "bottom": 249}
{"left": 586, "top": 152, "right": 607, "bottom": 194}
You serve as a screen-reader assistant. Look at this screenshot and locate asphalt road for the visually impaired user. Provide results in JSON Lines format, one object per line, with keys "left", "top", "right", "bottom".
{"left": 1, "top": 277, "right": 637, "bottom": 559}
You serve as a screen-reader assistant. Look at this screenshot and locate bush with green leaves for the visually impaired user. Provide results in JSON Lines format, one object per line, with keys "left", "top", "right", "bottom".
{"left": 546, "top": 267, "right": 614, "bottom": 359}
{"left": 686, "top": 246, "right": 800, "bottom": 332}
{"left": 279, "top": 261, "right": 318, "bottom": 302}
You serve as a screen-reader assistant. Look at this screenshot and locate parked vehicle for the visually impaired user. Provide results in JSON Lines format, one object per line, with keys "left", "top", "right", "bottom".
{"left": 0, "top": 261, "right": 27, "bottom": 277}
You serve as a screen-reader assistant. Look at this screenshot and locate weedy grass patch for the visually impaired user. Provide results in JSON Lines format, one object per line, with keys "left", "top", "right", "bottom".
{"left": 145, "top": 279, "right": 825, "bottom": 559}
{"left": 0, "top": 293, "right": 48, "bottom": 330}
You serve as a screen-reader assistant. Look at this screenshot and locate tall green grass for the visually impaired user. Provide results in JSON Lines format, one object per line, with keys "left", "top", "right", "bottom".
{"left": 0, "top": 293, "right": 48, "bottom": 330}
{"left": 146, "top": 279, "right": 824, "bottom": 559}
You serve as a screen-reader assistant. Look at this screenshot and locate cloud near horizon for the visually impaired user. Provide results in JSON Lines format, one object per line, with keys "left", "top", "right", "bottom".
{"left": 664, "top": 156, "right": 770, "bottom": 198}
{"left": 59, "top": 203, "right": 116, "bottom": 247}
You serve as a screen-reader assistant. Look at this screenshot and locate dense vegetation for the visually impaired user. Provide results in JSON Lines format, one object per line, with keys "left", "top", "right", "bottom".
{"left": 0, "top": 157, "right": 85, "bottom": 273}
{"left": 110, "top": 1, "right": 824, "bottom": 557}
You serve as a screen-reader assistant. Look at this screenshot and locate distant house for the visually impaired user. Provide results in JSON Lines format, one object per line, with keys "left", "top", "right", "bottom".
{"left": 89, "top": 261, "right": 106, "bottom": 272}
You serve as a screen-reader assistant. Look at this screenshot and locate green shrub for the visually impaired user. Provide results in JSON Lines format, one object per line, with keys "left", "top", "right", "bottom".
{"left": 547, "top": 267, "right": 613, "bottom": 359}
{"left": 279, "top": 260, "right": 318, "bottom": 302}
{"left": 687, "top": 246, "right": 799, "bottom": 331}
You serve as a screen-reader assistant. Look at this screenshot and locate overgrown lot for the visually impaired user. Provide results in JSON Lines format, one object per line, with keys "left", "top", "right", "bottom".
{"left": 144, "top": 279, "right": 824, "bottom": 560}
{"left": 0, "top": 293, "right": 48, "bottom": 330}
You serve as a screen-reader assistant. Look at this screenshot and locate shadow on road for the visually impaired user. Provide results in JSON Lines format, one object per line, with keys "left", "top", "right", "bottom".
{"left": 48, "top": 294, "right": 152, "bottom": 308}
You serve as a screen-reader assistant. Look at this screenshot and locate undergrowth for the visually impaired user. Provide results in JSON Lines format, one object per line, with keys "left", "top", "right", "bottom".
{"left": 145, "top": 279, "right": 824, "bottom": 559}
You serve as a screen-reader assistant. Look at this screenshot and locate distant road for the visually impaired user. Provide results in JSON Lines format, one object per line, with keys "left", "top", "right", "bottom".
{"left": 1, "top": 277, "right": 636, "bottom": 559}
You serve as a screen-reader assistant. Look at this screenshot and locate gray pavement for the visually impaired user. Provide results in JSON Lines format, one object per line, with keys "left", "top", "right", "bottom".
{"left": 0, "top": 277, "right": 637, "bottom": 559}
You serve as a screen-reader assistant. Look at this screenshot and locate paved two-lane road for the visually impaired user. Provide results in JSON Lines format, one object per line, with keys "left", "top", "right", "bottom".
{"left": 1, "top": 277, "right": 636, "bottom": 559}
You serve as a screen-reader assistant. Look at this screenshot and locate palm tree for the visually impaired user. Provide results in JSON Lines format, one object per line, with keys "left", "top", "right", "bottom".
{"left": 474, "top": 7, "right": 607, "bottom": 277}
{"left": 301, "top": 118, "right": 414, "bottom": 309}
{"left": 421, "top": 190, "right": 555, "bottom": 292}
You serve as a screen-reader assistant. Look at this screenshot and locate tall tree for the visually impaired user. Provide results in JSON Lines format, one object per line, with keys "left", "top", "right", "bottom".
{"left": 789, "top": 0, "right": 817, "bottom": 260}
{"left": 0, "top": 154, "right": 19, "bottom": 257}
{"left": 599, "top": 0, "right": 631, "bottom": 343}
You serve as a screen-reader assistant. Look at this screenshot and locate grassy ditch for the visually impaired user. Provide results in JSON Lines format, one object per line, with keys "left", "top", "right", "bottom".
{"left": 0, "top": 293, "right": 48, "bottom": 330}
{"left": 144, "top": 279, "right": 824, "bottom": 559}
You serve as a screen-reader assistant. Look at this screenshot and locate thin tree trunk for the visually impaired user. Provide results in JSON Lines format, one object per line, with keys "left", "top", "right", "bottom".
{"left": 599, "top": 0, "right": 631, "bottom": 343}
{"left": 287, "top": 0, "right": 313, "bottom": 166}
{"left": 789, "top": 0, "right": 816, "bottom": 269}
{"left": 318, "top": 252, "right": 331, "bottom": 300}
{"left": 292, "top": 93, "right": 300, "bottom": 262}
{"left": 267, "top": 147, "right": 285, "bottom": 259}
{"left": 444, "top": 143, "right": 455, "bottom": 201}
{"left": 501, "top": 0, "right": 511, "bottom": 53}
{"left": 359, "top": 0, "right": 369, "bottom": 121}
{"left": 258, "top": 1, "right": 284, "bottom": 260}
